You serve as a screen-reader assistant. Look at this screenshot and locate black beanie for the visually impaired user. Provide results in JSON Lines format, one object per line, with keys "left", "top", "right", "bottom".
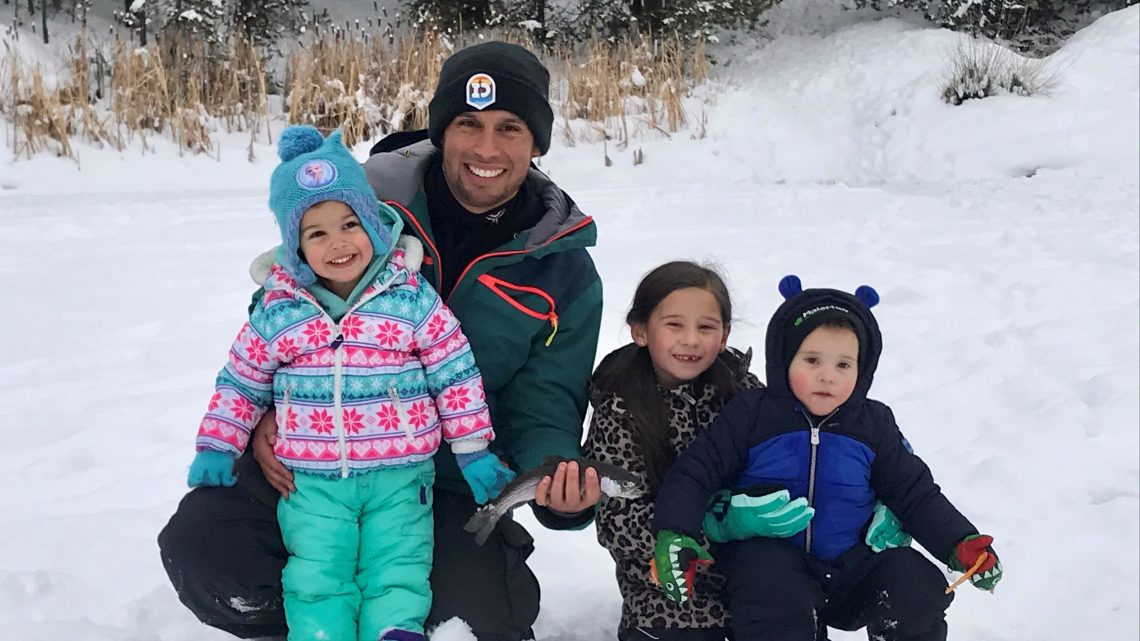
{"left": 428, "top": 41, "right": 554, "bottom": 155}
{"left": 782, "top": 301, "right": 870, "bottom": 369}
{"left": 777, "top": 274, "right": 880, "bottom": 373}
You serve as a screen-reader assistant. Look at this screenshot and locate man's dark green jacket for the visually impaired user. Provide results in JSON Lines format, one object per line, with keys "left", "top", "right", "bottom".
{"left": 363, "top": 140, "right": 603, "bottom": 527}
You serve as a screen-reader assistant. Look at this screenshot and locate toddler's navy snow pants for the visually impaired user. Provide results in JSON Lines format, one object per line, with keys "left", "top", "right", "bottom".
{"left": 157, "top": 451, "right": 540, "bottom": 641}
{"left": 719, "top": 537, "right": 951, "bottom": 641}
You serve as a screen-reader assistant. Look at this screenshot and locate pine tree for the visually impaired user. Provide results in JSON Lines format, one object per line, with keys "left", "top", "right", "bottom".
{"left": 155, "top": 0, "right": 224, "bottom": 45}
{"left": 228, "top": 0, "right": 315, "bottom": 51}
{"left": 114, "top": 0, "right": 149, "bottom": 46}
{"left": 406, "top": 0, "right": 781, "bottom": 43}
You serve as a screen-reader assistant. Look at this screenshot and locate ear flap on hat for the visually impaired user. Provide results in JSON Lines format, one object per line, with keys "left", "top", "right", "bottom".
{"left": 855, "top": 285, "right": 880, "bottom": 309}
{"left": 778, "top": 274, "right": 803, "bottom": 300}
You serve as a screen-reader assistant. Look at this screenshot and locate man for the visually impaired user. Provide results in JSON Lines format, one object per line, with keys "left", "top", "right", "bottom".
{"left": 158, "top": 41, "right": 605, "bottom": 641}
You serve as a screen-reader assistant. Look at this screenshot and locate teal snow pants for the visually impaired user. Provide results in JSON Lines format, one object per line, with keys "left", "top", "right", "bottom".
{"left": 277, "top": 461, "right": 435, "bottom": 641}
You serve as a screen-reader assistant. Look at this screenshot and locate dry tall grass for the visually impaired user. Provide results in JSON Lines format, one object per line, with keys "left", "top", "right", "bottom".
{"left": 1, "top": 27, "right": 711, "bottom": 161}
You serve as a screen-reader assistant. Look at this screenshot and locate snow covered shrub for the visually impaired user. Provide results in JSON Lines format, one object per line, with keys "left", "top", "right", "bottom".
{"left": 854, "top": 0, "right": 1137, "bottom": 52}
{"left": 940, "top": 39, "right": 1057, "bottom": 105}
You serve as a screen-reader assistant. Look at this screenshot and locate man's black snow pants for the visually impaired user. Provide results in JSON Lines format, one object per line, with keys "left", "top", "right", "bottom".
{"left": 157, "top": 451, "right": 541, "bottom": 641}
{"left": 718, "top": 537, "right": 952, "bottom": 641}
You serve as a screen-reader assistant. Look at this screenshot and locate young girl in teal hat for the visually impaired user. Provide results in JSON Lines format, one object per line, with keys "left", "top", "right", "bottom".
{"left": 187, "top": 126, "right": 515, "bottom": 641}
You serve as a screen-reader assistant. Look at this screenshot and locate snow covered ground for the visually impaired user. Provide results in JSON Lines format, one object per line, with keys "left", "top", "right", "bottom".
{"left": 1, "top": 3, "right": 1137, "bottom": 640}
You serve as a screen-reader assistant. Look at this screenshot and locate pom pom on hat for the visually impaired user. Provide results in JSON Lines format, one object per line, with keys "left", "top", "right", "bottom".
{"left": 277, "top": 125, "right": 326, "bottom": 161}
{"left": 778, "top": 274, "right": 803, "bottom": 300}
{"left": 855, "top": 285, "right": 879, "bottom": 309}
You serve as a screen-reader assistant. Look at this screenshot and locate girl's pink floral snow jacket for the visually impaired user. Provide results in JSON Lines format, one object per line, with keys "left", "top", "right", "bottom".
{"left": 195, "top": 247, "right": 494, "bottom": 478}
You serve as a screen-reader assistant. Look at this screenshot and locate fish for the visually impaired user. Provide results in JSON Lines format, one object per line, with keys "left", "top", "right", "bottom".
{"left": 463, "top": 456, "right": 645, "bottom": 545}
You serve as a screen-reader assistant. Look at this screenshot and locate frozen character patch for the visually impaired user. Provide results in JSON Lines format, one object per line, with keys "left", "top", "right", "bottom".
{"left": 466, "top": 73, "right": 496, "bottom": 110}
{"left": 296, "top": 159, "right": 337, "bottom": 189}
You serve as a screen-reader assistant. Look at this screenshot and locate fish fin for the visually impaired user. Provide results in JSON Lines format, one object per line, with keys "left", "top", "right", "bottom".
{"left": 463, "top": 507, "right": 499, "bottom": 546}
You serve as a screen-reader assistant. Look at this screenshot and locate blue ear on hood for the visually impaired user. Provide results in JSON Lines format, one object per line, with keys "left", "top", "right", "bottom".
{"left": 278, "top": 125, "right": 325, "bottom": 161}
{"left": 855, "top": 285, "right": 880, "bottom": 309}
{"left": 778, "top": 275, "right": 803, "bottom": 300}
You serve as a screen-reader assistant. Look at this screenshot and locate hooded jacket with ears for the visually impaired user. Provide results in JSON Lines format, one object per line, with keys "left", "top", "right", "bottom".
{"left": 651, "top": 284, "right": 978, "bottom": 564}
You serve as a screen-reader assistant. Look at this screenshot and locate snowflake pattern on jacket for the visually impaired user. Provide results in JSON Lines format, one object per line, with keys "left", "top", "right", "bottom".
{"left": 583, "top": 345, "right": 760, "bottom": 631}
{"left": 196, "top": 248, "right": 494, "bottom": 476}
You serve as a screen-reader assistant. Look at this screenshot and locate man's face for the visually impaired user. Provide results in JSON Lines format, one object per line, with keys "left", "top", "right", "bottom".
{"left": 441, "top": 110, "right": 540, "bottom": 214}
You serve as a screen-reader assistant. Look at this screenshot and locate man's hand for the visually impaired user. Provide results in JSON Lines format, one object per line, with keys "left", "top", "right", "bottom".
{"left": 533, "top": 460, "right": 602, "bottom": 514}
{"left": 252, "top": 409, "right": 295, "bottom": 498}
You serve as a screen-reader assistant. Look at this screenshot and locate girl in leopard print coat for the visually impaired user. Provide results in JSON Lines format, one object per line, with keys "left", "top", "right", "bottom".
{"left": 582, "top": 261, "right": 761, "bottom": 641}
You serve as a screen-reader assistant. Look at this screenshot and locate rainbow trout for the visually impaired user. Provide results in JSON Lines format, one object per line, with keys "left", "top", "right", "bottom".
{"left": 463, "top": 456, "right": 645, "bottom": 545}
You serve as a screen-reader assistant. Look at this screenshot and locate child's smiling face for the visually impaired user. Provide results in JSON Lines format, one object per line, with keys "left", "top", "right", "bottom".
{"left": 298, "top": 200, "right": 374, "bottom": 299}
{"left": 631, "top": 287, "right": 729, "bottom": 387}
{"left": 788, "top": 325, "right": 859, "bottom": 416}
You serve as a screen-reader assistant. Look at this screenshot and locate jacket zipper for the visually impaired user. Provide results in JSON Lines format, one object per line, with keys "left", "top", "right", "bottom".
{"left": 800, "top": 406, "right": 839, "bottom": 554}
{"left": 331, "top": 332, "right": 347, "bottom": 477}
{"left": 451, "top": 216, "right": 593, "bottom": 305}
{"left": 389, "top": 197, "right": 594, "bottom": 306}
{"left": 680, "top": 388, "right": 700, "bottom": 431}
{"left": 476, "top": 274, "right": 560, "bottom": 346}
{"left": 291, "top": 272, "right": 400, "bottom": 478}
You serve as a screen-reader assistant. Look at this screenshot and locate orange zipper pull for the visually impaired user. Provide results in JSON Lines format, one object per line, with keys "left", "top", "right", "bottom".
{"left": 544, "top": 314, "right": 559, "bottom": 347}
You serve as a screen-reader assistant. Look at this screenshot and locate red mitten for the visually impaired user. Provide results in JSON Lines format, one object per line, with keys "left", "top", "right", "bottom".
{"left": 949, "top": 534, "right": 1002, "bottom": 592}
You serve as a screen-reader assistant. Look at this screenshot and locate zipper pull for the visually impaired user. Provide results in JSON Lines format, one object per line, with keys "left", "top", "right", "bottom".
{"left": 544, "top": 314, "right": 559, "bottom": 347}
{"left": 810, "top": 426, "right": 820, "bottom": 446}
{"left": 330, "top": 333, "right": 344, "bottom": 350}
{"left": 279, "top": 385, "right": 292, "bottom": 444}
{"left": 388, "top": 386, "right": 415, "bottom": 442}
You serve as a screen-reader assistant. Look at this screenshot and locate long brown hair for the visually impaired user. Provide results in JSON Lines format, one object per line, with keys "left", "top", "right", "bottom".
{"left": 595, "top": 261, "right": 742, "bottom": 494}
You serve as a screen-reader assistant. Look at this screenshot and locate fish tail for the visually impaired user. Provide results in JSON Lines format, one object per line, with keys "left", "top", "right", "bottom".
{"left": 462, "top": 507, "right": 500, "bottom": 546}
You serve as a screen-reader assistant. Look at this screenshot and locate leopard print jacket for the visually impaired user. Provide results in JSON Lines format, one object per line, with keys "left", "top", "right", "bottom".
{"left": 583, "top": 345, "right": 760, "bottom": 632}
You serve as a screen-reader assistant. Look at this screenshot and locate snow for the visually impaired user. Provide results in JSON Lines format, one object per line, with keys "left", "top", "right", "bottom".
{"left": 0, "top": 3, "right": 1137, "bottom": 641}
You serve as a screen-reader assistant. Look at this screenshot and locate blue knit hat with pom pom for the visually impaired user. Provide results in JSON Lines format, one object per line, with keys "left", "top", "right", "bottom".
{"left": 268, "top": 126, "right": 403, "bottom": 286}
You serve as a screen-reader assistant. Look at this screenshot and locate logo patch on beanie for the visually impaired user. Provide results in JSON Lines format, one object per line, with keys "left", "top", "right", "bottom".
{"left": 796, "top": 304, "right": 851, "bottom": 325}
{"left": 466, "top": 73, "right": 496, "bottom": 110}
{"left": 296, "top": 159, "right": 337, "bottom": 190}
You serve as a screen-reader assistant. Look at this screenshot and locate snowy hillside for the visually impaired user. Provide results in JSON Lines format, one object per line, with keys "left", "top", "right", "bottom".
{"left": 0, "top": 3, "right": 1137, "bottom": 640}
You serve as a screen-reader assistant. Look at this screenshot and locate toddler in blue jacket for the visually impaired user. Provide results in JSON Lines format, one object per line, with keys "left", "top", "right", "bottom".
{"left": 650, "top": 275, "right": 1002, "bottom": 641}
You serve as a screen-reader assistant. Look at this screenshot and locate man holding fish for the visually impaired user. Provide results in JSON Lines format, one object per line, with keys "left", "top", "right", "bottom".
{"left": 158, "top": 41, "right": 608, "bottom": 641}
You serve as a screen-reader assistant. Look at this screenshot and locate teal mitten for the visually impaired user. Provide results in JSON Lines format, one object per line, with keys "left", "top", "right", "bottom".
{"left": 865, "top": 501, "right": 913, "bottom": 553}
{"left": 651, "top": 529, "right": 713, "bottom": 604}
{"left": 703, "top": 488, "right": 815, "bottom": 542}
{"left": 187, "top": 450, "right": 237, "bottom": 487}
{"left": 456, "top": 450, "right": 517, "bottom": 505}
